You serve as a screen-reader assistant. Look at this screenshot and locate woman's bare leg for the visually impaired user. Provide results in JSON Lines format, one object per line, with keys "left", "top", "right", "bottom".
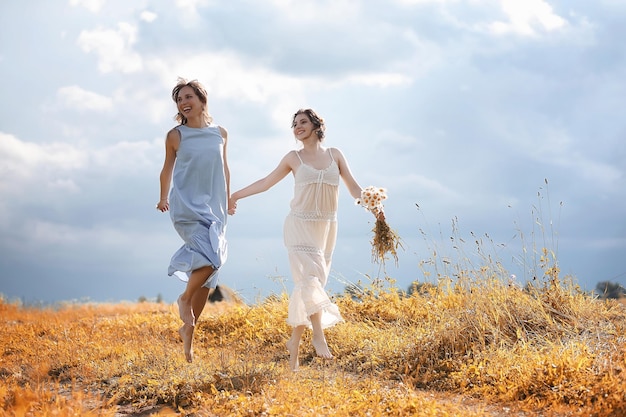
{"left": 177, "top": 266, "right": 214, "bottom": 362}
{"left": 310, "top": 312, "right": 333, "bottom": 359}
{"left": 192, "top": 286, "right": 211, "bottom": 319}
{"left": 179, "top": 286, "right": 211, "bottom": 363}
{"left": 178, "top": 324, "right": 194, "bottom": 363}
{"left": 177, "top": 266, "right": 214, "bottom": 325}
{"left": 286, "top": 325, "right": 305, "bottom": 371}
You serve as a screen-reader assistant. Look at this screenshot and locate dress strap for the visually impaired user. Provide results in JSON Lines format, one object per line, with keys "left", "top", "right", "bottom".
{"left": 295, "top": 150, "right": 304, "bottom": 164}
{"left": 328, "top": 148, "right": 335, "bottom": 163}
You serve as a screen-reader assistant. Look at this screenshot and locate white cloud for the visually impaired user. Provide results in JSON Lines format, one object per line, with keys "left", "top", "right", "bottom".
{"left": 69, "top": 0, "right": 106, "bottom": 13}
{"left": 390, "top": 0, "right": 568, "bottom": 38}
{"left": 0, "top": 133, "right": 162, "bottom": 198}
{"left": 0, "top": 133, "right": 88, "bottom": 192}
{"left": 343, "top": 73, "right": 413, "bottom": 88}
{"left": 393, "top": 0, "right": 454, "bottom": 4}
{"left": 140, "top": 10, "right": 158, "bottom": 22}
{"left": 57, "top": 85, "right": 113, "bottom": 112}
{"left": 147, "top": 52, "right": 310, "bottom": 128}
{"left": 489, "top": 0, "right": 567, "bottom": 36}
{"left": 267, "top": 0, "right": 361, "bottom": 23}
{"left": 147, "top": 47, "right": 420, "bottom": 131}
{"left": 91, "top": 139, "right": 161, "bottom": 173}
{"left": 77, "top": 22, "right": 143, "bottom": 73}
{"left": 174, "top": 0, "right": 213, "bottom": 22}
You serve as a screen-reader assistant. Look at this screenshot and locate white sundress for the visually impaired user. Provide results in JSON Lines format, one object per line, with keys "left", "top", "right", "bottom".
{"left": 284, "top": 149, "right": 343, "bottom": 329}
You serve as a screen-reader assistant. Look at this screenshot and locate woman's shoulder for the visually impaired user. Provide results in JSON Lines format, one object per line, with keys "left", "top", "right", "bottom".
{"left": 328, "top": 147, "right": 345, "bottom": 158}
{"left": 166, "top": 126, "right": 182, "bottom": 139}
{"left": 279, "top": 150, "right": 300, "bottom": 169}
{"left": 283, "top": 150, "right": 300, "bottom": 162}
{"left": 214, "top": 125, "right": 228, "bottom": 137}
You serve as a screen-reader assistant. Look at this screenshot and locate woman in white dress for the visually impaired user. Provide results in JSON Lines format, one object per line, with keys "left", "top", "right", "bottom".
{"left": 229, "top": 109, "right": 381, "bottom": 370}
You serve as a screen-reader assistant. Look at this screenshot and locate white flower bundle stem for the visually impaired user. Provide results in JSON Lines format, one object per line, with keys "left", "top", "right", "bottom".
{"left": 356, "top": 186, "right": 403, "bottom": 266}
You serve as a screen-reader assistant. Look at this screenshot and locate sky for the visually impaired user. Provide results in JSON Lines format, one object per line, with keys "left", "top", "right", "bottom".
{"left": 0, "top": 0, "right": 624, "bottom": 305}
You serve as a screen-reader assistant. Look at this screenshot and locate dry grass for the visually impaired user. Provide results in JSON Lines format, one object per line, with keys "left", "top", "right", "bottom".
{"left": 1, "top": 272, "right": 625, "bottom": 417}
{"left": 6, "top": 182, "right": 619, "bottom": 416}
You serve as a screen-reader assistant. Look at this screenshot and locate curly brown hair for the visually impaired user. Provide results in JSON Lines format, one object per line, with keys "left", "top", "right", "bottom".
{"left": 292, "top": 108, "right": 325, "bottom": 141}
{"left": 171, "top": 78, "right": 213, "bottom": 126}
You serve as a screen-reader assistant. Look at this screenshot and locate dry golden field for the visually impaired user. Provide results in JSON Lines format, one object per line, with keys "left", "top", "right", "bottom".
{"left": 1, "top": 271, "right": 625, "bottom": 417}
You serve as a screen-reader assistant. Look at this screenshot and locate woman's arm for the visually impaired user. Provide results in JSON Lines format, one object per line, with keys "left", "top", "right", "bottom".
{"left": 219, "top": 126, "right": 231, "bottom": 206}
{"left": 156, "top": 128, "right": 180, "bottom": 212}
{"left": 333, "top": 148, "right": 363, "bottom": 199}
{"left": 229, "top": 151, "right": 296, "bottom": 214}
{"left": 334, "top": 148, "right": 385, "bottom": 219}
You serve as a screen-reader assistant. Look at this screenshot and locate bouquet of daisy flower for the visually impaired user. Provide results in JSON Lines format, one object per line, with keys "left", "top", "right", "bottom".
{"left": 356, "top": 186, "right": 403, "bottom": 266}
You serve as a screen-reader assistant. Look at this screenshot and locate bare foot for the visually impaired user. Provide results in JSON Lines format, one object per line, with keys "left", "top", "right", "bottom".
{"left": 178, "top": 324, "right": 194, "bottom": 363}
{"left": 286, "top": 339, "right": 300, "bottom": 371}
{"left": 312, "top": 337, "right": 333, "bottom": 359}
{"left": 177, "top": 295, "right": 195, "bottom": 326}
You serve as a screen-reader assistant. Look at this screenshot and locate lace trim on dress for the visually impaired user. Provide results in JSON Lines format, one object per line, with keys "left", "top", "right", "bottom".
{"left": 295, "top": 177, "right": 338, "bottom": 187}
{"left": 289, "top": 210, "right": 337, "bottom": 221}
{"left": 287, "top": 245, "right": 325, "bottom": 254}
{"left": 287, "top": 245, "right": 322, "bottom": 254}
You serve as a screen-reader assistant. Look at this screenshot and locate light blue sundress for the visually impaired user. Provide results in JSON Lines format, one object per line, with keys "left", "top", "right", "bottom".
{"left": 168, "top": 124, "right": 228, "bottom": 288}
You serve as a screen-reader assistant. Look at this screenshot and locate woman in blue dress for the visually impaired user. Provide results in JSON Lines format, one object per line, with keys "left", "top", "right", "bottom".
{"left": 157, "top": 78, "right": 231, "bottom": 363}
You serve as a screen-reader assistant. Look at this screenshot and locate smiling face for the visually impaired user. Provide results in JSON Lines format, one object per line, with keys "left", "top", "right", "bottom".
{"left": 291, "top": 108, "right": 325, "bottom": 142}
{"left": 292, "top": 113, "right": 316, "bottom": 142}
{"left": 171, "top": 79, "right": 212, "bottom": 126}
{"left": 176, "top": 86, "right": 203, "bottom": 121}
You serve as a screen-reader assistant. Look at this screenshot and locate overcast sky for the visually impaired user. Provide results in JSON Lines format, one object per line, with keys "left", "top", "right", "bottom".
{"left": 1, "top": 0, "right": 624, "bottom": 305}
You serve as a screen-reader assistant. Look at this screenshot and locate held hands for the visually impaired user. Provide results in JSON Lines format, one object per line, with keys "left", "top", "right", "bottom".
{"left": 228, "top": 197, "right": 238, "bottom": 215}
{"left": 156, "top": 199, "right": 169, "bottom": 212}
